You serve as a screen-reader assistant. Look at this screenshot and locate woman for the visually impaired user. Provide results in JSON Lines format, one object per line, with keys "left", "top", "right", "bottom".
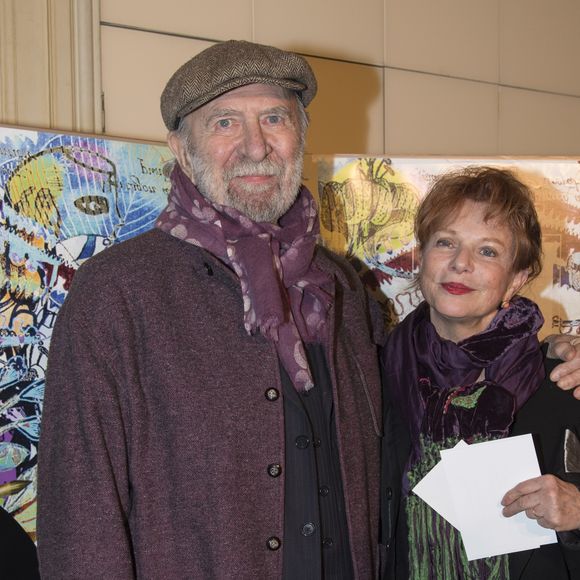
{"left": 380, "top": 166, "right": 580, "bottom": 579}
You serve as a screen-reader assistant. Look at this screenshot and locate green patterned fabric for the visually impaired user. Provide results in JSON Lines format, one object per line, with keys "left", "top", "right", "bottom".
{"left": 407, "top": 436, "right": 510, "bottom": 580}
{"left": 450, "top": 385, "right": 487, "bottom": 410}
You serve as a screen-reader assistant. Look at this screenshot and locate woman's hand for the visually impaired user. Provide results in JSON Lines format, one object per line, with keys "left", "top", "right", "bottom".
{"left": 501, "top": 474, "right": 580, "bottom": 531}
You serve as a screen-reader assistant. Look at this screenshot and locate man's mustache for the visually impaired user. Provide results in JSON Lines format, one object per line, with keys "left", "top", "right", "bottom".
{"left": 225, "top": 160, "right": 283, "bottom": 179}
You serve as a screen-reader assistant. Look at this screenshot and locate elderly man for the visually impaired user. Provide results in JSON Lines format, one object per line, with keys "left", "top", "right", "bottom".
{"left": 37, "top": 41, "right": 383, "bottom": 579}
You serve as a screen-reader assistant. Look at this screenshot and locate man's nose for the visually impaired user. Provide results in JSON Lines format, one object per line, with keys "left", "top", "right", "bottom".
{"left": 240, "top": 121, "right": 272, "bottom": 161}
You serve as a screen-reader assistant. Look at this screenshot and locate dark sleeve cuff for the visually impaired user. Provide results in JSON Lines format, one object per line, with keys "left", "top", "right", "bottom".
{"left": 556, "top": 472, "right": 580, "bottom": 549}
{"left": 558, "top": 529, "right": 580, "bottom": 550}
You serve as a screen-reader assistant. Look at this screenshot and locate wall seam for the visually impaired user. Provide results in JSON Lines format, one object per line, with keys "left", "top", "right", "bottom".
{"left": 98, "top": 20, "right": 580, "bottom": 102}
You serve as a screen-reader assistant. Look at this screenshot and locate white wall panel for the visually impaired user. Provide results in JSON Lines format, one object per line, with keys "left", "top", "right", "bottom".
{"left": 100, "top": 26, "right": 211, "bottom": 142}
{"left": 100, "top": 0, "right": 252, "bottom": 41}
{"left": 500, "top": 0, "right": 580, "bottom": 96}
{"left": 385, "top": 0, "right": 499, "bottom": 83}
{"left": 254, "top": 0, "right": 384, "bottom": 65}
{"left": 306, "top": 58, "right": 384, "bottom": 155}
{"left": 500, "top": 88, "right": 580, "bottom": 155}
{"left": 385, "top": 69, "right": 498, "bottom": 155}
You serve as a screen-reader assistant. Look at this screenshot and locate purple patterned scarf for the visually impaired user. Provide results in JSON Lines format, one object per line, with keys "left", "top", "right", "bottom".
{"left": 383, "top": 295, "right": 545, "bottom": 462}
{"left": 156, "top": 164, "right": 333, "bottom": 391}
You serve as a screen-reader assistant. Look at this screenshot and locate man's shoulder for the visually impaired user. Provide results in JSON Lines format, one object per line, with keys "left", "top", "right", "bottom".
{"left": 74, "top": 229, "right": 202, "bottom": 280}
{"left": 313, "top": 245, "right": 361, "bottom": 290}
{"left": 81, "top": 229, "right": 179, "bottom": 267}
{"left": 65, "top": 229, "right": 207, "bottom": 303}
{"left": 315, "top": 245, "right": 390, "bottom": 343}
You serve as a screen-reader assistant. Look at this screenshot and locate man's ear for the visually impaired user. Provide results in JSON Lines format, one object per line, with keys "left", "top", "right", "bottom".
{"left": 167, "top": 130, "right": 194, "bottom": 180}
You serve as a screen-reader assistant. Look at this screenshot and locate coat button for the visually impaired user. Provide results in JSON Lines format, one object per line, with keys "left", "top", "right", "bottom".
{"left": 301, "top": 522, "right": 316, "bottom": 537}
{"left": 265, "top": 388, "right": 279, "bottom": 401}
{"left": 295, "top": 435, "right": 310, "bottom": 449}
{"left": 319, "top": 485, "right": 330, "bottom": 497}
{"left": 267, "top": 536, "right": 281, "bottom": 551}
{"left": 267, "top": 463, "right": 282, "bottom": 477}
{"left": 322, "top": 537, "right": 334, "bottom": 548}
{"left": 385, "top": 486, "right": 393, "bottom": 499}
{"left": 203, "top": 262, "right": 213, "bottom": 276}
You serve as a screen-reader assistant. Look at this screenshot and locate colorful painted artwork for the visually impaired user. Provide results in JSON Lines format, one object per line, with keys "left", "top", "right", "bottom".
{"left": 315, "top": 156, "right": 580, "bottom": 338}
{"left": 0, "top": 126, "right": 172, "bottom": 541}
{"left": 2, "top": 131, "right": 580, "bottom": 548}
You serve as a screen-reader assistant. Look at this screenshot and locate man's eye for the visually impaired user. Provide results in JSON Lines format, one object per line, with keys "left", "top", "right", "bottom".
{"left": 266, "top": 115, "right": 282, "bottom": 124}
{"left": 217, "top": 119, "right": 232, "bottom": 129}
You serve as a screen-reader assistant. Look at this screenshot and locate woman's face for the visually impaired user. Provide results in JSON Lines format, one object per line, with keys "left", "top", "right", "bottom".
{"left": 419, "top": 200, "right": 529, "bottom": 342}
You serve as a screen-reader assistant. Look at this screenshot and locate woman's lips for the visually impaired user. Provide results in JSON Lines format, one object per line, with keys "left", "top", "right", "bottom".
{"left": 442, "top": 282, "right": 474, "bottom": 295}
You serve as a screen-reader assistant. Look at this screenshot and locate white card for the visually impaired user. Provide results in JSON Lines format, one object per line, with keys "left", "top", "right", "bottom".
{"left": 412, "top": 435, "right": 557, "bottom": 560}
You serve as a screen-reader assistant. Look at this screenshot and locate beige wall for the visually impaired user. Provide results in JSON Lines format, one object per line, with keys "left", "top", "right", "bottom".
{"left": 0, "top": 0, "right": 101, "bottom": 134}
{"left": 3, "top": 0, "right": 580, "bottom": 161}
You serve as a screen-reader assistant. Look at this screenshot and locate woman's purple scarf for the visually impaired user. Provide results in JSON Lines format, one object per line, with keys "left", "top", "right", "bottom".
{"left": 383, "top": 296, "right": 545, "bottom": 461}
{"left": 156, "top": 164, "right": 333, "bottom": 391}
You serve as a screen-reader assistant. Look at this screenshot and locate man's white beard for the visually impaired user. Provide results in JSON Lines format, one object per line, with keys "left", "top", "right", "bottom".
{"left": 188, "top": 150, "right": 304, "bottom": 223}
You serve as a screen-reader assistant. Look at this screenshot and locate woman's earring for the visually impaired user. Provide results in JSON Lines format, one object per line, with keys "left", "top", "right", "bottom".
{"left": 501, "top": 300, "right": 510, "bottom": 309}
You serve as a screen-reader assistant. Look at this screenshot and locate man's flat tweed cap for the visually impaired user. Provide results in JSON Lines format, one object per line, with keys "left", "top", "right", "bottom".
{"left": 160, "top": 40, "right": 317, "bottom": 130}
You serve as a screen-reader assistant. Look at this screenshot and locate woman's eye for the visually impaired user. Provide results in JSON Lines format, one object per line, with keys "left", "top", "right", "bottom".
{"left": 481, "top": 247, "right": 497, "bottom": 257}
{"left": 435, "top": 238, "right": 452, "bottom": 248}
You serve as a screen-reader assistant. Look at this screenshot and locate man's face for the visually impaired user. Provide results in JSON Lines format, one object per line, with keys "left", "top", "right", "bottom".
{"left": 169, "top": 83, "right": 305, "bottom": 223}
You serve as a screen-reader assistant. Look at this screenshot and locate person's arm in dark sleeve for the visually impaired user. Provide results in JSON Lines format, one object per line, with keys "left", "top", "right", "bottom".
{"left": 37, "top": 286, "right": 135, "bottom": 578}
